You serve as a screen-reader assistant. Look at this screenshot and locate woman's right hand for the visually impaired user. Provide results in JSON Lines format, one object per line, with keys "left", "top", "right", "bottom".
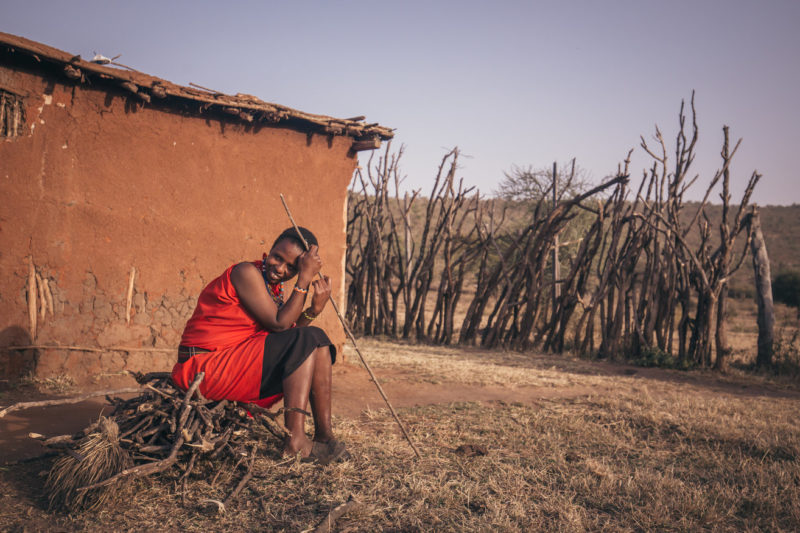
{"left": 297, "top": 244, "right": 322, "bottom": 285}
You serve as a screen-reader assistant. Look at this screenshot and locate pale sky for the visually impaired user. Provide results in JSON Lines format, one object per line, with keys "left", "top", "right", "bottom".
{"left": 4, "top": 0, "right": 799, "bottom": 205}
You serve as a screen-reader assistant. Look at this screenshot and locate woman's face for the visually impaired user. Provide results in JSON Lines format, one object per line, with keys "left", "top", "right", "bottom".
{"left": 263, "top": 238, "right": 304, "bottom": 284}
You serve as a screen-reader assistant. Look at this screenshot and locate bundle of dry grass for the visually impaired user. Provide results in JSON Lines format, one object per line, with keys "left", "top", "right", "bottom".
{"left": 45, "top": 417, "right": 132, "bottom": 512}
{"left": 39, "top": 371, "right": 288, "bottom": 513}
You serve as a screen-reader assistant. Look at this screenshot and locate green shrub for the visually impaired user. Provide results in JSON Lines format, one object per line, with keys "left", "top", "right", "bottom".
{"left": 771, "top": 328, "right": 800, "bottom": 378}
{"left": 630, "top": 346, "right": 694, "bottom": 370}
{"left": 773, "top": 270, "right": 800, "bottom": 308}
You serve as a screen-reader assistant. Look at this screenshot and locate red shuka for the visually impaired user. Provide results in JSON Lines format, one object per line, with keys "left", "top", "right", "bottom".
{"left": 171, "top": 262, "right": 283, "bottom": 407}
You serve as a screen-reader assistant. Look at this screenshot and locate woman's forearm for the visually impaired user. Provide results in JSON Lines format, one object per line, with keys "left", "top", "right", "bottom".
{"left": 273, "top": 282, "right": 310, "bottom": 330}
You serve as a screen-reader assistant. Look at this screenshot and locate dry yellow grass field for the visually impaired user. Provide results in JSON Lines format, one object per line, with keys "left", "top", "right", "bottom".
{"left": 1, "top": 337, "right": 799, "bottom": 531}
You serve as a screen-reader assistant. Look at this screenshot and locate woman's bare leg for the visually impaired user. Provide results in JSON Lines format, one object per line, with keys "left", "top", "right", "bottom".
{"left": 309, "top": 346, "right": 334, "bottom": 443}
{"left": 282, "top": 346, "right": 334, "bottom": 455}
{"left": 282, "top": 350, "right": 314, "bottom": 455}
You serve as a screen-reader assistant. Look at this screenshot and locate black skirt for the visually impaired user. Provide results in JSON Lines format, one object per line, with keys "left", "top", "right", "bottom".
{"left": 259, "top": 326, "right": 336, "bottom": 398}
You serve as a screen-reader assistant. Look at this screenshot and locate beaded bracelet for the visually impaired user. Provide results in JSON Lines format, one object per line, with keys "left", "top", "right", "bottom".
{"left": 293, "top": 285, "right": 309, "bottom": 294}
{"left": 301, "top": 309, "right": 317, "bottom": 321}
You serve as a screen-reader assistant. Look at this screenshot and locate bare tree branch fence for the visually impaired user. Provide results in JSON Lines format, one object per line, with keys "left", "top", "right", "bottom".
{"left": 346, "top": 94, "right": 767, "bottom": 368}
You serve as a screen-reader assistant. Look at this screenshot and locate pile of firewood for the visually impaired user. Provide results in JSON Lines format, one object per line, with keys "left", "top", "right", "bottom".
{"left": 35, "top": 372, "right": 288, "bottom": 512}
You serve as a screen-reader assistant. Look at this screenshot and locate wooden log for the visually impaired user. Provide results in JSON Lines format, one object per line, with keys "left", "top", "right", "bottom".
{"left": 28, "top": 432, "right": 79, "bottom": 448}
{"left": 750, "top": 209, "right": 774, "bottom": 367}
{"left": 175, "top": 373, "right": 204, "bottom": 434}
{"left": 120, "top": 81, "right": 138, "bottom": 94}
{"left": 150, "top": 85, "right": 167, "bottom": 99}
{"left": 351, "top": 137, "right": 381, "bottom": 152}
{"left": 63, "top": 65, "right": 81, "bottom": 80}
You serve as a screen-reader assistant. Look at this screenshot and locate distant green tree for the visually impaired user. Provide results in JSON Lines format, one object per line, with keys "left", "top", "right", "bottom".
{"left": 495, "top": 160, "right": 589, "bottom": 202}
{"left": 772, "top": 271, "right": 800, "bottom": 309}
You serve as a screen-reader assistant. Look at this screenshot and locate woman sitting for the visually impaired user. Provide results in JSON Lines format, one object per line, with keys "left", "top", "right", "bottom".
{"left": 171, "top": 227, "right": 346, "bottom": 464}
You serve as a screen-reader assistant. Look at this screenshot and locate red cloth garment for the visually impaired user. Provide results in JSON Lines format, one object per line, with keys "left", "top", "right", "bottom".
{"left": 171, "top": 262, "right": 283, "bottom": 407}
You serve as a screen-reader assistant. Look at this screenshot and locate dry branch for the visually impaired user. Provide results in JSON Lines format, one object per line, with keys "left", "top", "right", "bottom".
{"left": 125, "top": 266, "right": 135, "bottom": 325}
{"left": 27, "top": 257, "right": 37, "bottom": 340}
{"left": 0, "top": 388, "right": 144, "bottom": 418}
{"left": 223, "top": 444, "right": 256, "bottom": 508}
{"left": 345, "top": 96, "right": 763, "bottom": 369}
{"left": 43, "top": 277, "right": 54, "bottom": 316}
{"left": 312, "top": 496, "right": 361, "bottom": 533}
{"left": 33, "top": 371, "right": 292, "bottom": 512}
{"left": 35, "top": 271, "right": 46, "bottom": 321}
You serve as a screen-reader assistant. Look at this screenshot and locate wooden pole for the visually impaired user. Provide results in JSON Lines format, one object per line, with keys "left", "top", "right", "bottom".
{"left": 27, "top": 257, "right": 37, "bottom": 341}
{"left": 552, "top": 162, "right": 560, "bottom": 314}
{"left": 126, "top": 267, "right": 136, "bottom": 325}
{"left": 279, "top": 193, "right": 422, "bottom": 459}
{"left": 750, "top": 208, "right": 774, "bottom": 367}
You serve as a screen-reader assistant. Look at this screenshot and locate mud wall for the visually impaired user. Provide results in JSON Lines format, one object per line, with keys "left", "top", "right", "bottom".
{"left": 0, "top": 64, "right": 355, "bottom": 382}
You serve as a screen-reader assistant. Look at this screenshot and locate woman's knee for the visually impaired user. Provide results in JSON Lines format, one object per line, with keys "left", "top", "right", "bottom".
{"left": 312, "top": 345, "right": 332, "bottom": 362}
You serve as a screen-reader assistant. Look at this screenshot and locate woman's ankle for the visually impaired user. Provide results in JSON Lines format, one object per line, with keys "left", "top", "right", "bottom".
{"left": 313, "top": 431, "right": 336, "bottom": 443}
{"left": 284, "top": 433, "right": 313, "bottom": 456}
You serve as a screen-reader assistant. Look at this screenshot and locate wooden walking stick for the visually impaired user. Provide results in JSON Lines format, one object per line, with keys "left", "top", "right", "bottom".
{"left": 279, "top": 193, "right": 422, "bottom": 459}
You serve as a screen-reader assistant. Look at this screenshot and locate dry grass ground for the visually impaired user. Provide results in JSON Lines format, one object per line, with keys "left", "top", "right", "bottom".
{"left": 2, "top": 339, "right": 799, "bottom": 532}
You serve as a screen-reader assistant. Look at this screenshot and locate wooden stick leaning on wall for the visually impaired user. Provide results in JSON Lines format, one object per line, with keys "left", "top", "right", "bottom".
{"left": 35, "top": 271, "right": 46, "bottom": 321}
{"left": 28, "top": 257, "right": 37, "bottom": 341}
{"left": 43, "top": 277, "right": 54, "bottom": 316}
{"left": 279, "top": 193, "right": 422, "bottom": 459}
{"left": 126, "top": 267, "right": 136, "bottom": 326}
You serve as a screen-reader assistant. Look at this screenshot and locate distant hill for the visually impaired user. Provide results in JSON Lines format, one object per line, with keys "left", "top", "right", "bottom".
{"left": 683, "top": 203, "right": 800, "bottom": 296}
{"left": 754, "top": 204, "right": 800, "bottom": 273}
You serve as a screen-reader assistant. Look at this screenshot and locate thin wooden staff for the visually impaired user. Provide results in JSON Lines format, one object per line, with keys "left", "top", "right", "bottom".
{"left": 279, "top": 193, "right": 422, "bottom": 459}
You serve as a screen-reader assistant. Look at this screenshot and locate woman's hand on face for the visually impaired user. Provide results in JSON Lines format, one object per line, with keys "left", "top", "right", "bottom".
{"left": 297, "top": 244, "right": 322, "bottom": 285}
{"left": 310, "top": 275, "right": 331, "bottom": 315}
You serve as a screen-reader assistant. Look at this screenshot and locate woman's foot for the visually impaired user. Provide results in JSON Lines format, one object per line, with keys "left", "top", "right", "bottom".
{"left": 302, "top": 439, "right": 350, "bottom": 465}
{"left": 283, "top": 434, "right": 314, "bottom": 458}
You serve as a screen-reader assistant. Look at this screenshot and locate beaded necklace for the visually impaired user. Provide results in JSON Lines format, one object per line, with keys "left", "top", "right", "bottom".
{"left": 261, "top": 253, "right": 284, "bottom": 308}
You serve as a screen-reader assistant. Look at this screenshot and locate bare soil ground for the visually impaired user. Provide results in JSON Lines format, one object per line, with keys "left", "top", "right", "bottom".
{"left": 2, "top": 338, "right": 799, "bottom": 531}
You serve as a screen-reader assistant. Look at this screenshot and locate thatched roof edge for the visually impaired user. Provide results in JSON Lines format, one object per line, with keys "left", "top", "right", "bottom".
{"left": 0, "top": 32, "right": 394, "bottom": 144}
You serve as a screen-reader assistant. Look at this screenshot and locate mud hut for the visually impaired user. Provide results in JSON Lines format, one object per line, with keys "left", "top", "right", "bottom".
{"left": 0, "top": 32, "right": 392, "bottom": 383}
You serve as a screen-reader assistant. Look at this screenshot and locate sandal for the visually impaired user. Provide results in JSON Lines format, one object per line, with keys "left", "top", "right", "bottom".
{"left": 302, "top": 440, "right": 350, "bottom": 465}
